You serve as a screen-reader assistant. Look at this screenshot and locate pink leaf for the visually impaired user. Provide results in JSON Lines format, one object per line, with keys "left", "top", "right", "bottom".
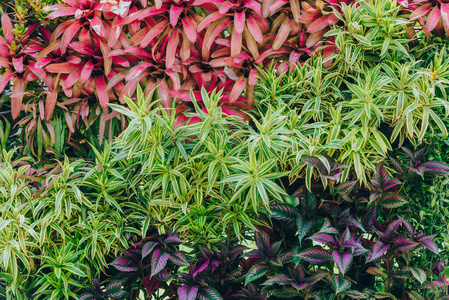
{"left": 197, "top": 11, "right": 222, "bottom": 32}
{"left": 66, "top": 65, "right": 83, "bottom": 88}
{"left": 441, "top": 3, "right": 449, "bottom": 31}
{"left": 47, "top": 7, "right": 78, "bottom": 19}
{"left": 229, "top": 75, "right": 247, "bottom": 103}
{"left": 12, "top": 57, "right": 24, "bottom": 74}
{"left": 234, "top": 11, "right": 246, "bottom": 33}
{"left": 11, "top": 78, "right": 25, "bottom": 120}
{"left": 182, "top": 16, "right": 197, "bottom": 43}
{"left": 166, "top": 29, "right": 179, "bottom": 68}
{"left": 273, "top": 17, "right": 291, "bottom": 50}
{"left": 170, "top": 5, "right": 184, "bottom": 27}
{"left": 231, "top": 31, "right": 243, "bottom": 58}
{"left": 248, "top": 68, "right": 258, "bottom": 86}
{"left": 157, "top": 78, "right": 171, "bottom": 109}
{"left": 246, "top": 15, "right": 263, "bottom": 43}
{"left": 0, "top": 71, "right": 13, "bottom": 94}
{"left": 45, "top": 90, "right": 58, "bottom": 120}
{"left": 1, "top": 14, "right": 14, "bottom": 44}
{"left": 89, "top": 13, "right": 106, "bottom": 37}
{"left": 426, "top": 6, "right": 441, "bottom": 32}
{"left": 61, "top": 20, "right": 82, "bottom": 53}
{"left": 46, "top": 62, "right": 78, "bottom": 74}
{"left": 307, "top": 16, "right": 329, "bottom": 33}
{"left": 95, "top": 75, "right": 109, "bottom": 109}
{"left": 80, "top": 60, "right": 95, "bottom": 82}
{"left": 140, "top": 20, "right": 169, "bottom": 47}
{"left": 219, "top": 1, "right": 234, "bottom": 14}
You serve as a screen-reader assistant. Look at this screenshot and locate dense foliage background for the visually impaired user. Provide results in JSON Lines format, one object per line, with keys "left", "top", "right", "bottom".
{"left": 1, "top": 0, "right": 449, "bottom": 299}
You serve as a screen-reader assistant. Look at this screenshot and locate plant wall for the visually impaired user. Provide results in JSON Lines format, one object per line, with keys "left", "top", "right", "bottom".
{"left": 1, "top": 0, "right": 449, "bottom": 299}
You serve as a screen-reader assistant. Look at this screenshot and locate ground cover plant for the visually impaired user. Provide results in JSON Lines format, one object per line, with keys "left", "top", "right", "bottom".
{"left": 1, "top": 0, "right": 449, "bottom": 299}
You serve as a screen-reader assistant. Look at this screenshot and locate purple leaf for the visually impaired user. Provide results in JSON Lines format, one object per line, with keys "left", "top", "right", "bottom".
{"left": 423, "top": 161, "right": 449, "bottom": 175}
{"left": 151, "top": 249, "right": 169, "bottom": 276}
{"left": 393, "top": 237, "right": 418, "bottom": 251}
{"left": 262, "top": 274, "right": 294, "bottom": 286}
{"left": 245, "top": 265, "right": 270, "bottom": 286}
{"left": 297, "top": 216, "right": 313, "bottom": 245}
{"left": 332, "top": 251, "right": 353, "bottom": 276}
{"left": 296, "top": 248, "right": 332, "bottom": 264}
{"left": 178, "top": 285, "right": 199, "bottom": 300}
{"left": 168, "top": 251, "right": 189, "bottom": 266}
{"left": 255, "top": 231, "right": 270, "bottom": 252}
{"left": 197, "top": 286, "right": 223, "bottom": 300}
{"left": 335, "top": 181, "right": 357, "bottom": 197}
{"left": 382, "top": 193, "right": 407, "bottom": 208}
{"left": 110, "top": 257, "right": 139, "bottom": 272}
{"left": 331, "top": 275, "right": 351, "bottom": 294}
{"left": 269, "top": 203, "right": 299, "bottom": 222}
{"left": 420, "top": 239, "right": 439, "bottom": 254}
{"left": 104, "top": 281, "right": 126, "bottom": 298}
{"left": 308, "top": 233, "right": 336, "bottom": 245}
{"left": 367, "top": 241, "right": 388, "bottom": 262}
{"left": 270, "top": 240, "right": 283, "bottom": 256}
{"left": 319, "top": 219, "right": 338, "bottom": 234}
{"left": 164, "top": 232, "right": 182, "bottom": 244}
{"left": 142, "top": 276, "right": 163, "bottom": 296}
{"left": 386, "top": 219, "right": 402, "bottom": 238}
{"left": 142, "top": 241, "right": 157, "bottom": 259}
{"left": 302, "top": 156, "right": 327, "bottom": 174}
